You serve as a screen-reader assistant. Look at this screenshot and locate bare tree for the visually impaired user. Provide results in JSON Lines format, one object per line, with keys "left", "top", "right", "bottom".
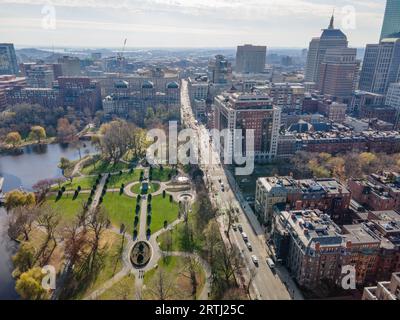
{"left": 63, "top": 220, "right": 89, "bottom": 274}
{"left": 8, "top": 205, "right": 40, "bottom": 241}
{"left": 76, "top": 204, "right": 90, "bottom": 229}
{"left": 100, "top": 120, "right": 131, "bottom": 164}
{"left": 215, "top": 245, "right": 244, "bottom": 285}
{"left": 245, "top": 267, "right": 258, "bottom": 296}
{"left": 88, "top": 206, "right": 110, "bottom": 272}
{"left": 36, "top": 205, "right": 61, "bottom": 264}
{"left": 32, "top": 179, "right": 54, "bottom": 203}
{"left": 225, "top": 203, "right": 238, "bottom": 242}
{"left": 146, "top": 268, "right": 177, "bottom": 300}
{"left": 203, "top": 220, "right": 222, "bottom": 264}
{"left": 180, "top": 256, "right": 200, "bottom": 300}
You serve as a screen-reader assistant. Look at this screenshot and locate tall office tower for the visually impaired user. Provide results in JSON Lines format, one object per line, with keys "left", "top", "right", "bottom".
{"left": 386, "top": 82, "right": 400, "bottom": 127}
{"left": 0, "top": 43, "right": 18, "bottom": 75}
{"left": 359, "top": 35, "right": 400, "bottom": 95}
{"left": 317, "top": 48, "right": 358, "bottom": 103}
{"left": 380, "top": 0, "right": 400, "bottom": 41}
{"left": 304, "top": 16, "right": 348, "bottom": 82}
{"left": 236, "top": 44, "right": 267, "bottom": 74}
{"left": 213, "top": 92, "right": 281, "bottom": 162}
{"left": 58, "top": 56, "right": 81, "bottom": 77}
{"left": 208, "top": 55, "right": 232, "bottom": 84}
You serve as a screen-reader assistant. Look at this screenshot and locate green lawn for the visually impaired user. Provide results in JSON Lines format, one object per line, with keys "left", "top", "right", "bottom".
{"left": 150, "top": 167, "right": 174, "bottom": 182}
{"left": 98, "top": 273, "right": 136, "bottom": 300}
{"left": 131, "top": 182, "right": 160, "bottom": 195}
{"left": 158, "top": 220, "right": 203, "bottom": 253}
{"left": 158, "top": 201, "right": 204, "bottom": 253}
{"left": 107, "top": 170, "right": 142, "bottom": 188}
{"left": 46, "top": 193, "right": 89, "bottom": 222}
{"left": 101, "top": 192, "right": 137, "bottom": 234}
{"left": 53, "top": 176, "right": 98, "bottom": 191}
{"left": 81, "top": 159, "right": 130, "bottom": 175}
{"left": 143, "top": 256, "right": 205, "bottom": 300}
{"left": 149, "top": 194, "right": 179, "bottom": 233}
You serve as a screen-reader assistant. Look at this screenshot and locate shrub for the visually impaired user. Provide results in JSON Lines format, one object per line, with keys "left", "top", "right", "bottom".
{"left": 162, "top": 190, "right": 166, "bottom": 198}
{"left": 147, "top": 215, "right": 151, "bottom": 225}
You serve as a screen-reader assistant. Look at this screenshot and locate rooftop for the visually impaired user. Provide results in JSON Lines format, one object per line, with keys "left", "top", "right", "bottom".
{"left": 279, "top": 209, "right": 343, "bottom": 251}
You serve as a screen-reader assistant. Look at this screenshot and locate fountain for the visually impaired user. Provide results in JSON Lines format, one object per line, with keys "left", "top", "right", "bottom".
{"left": 130, "top": 241, "right": 152, "bottom": 268}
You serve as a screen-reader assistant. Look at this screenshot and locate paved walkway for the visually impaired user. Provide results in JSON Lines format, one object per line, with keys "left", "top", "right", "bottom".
{"left": 78, "top": 166, "right": 209, "bottom": 300}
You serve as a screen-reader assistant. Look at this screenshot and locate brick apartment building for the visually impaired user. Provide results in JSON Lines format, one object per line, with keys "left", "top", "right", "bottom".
{"left": 348, "top": 172, "right": 400, "bottom": 211}
{"left": 213, "top": 92, "right": 281, "bottom": 162}
{"left": 255, "top": 176, "right": 351, "bottom": 225}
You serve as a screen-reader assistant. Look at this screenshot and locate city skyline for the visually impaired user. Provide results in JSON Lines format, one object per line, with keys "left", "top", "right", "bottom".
{"left": 0, "top": 0, "right": 388, "bottom": 48}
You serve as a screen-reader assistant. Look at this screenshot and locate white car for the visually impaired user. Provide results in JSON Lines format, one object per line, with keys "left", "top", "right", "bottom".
{"left": 241, "top": 232, "right": 248, "bottom": 242}
{"left": 267, "top": 258, "right": 276, "bottom": 270}
{"left": 251, "top": 255, "right": 259, "bottom": 266}
{"left": 246, "top": 242, "right": 253, "bottom": 251}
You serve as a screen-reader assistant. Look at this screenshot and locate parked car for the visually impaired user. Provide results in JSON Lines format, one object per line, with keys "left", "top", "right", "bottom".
{"left": 267, "top": 258, "right": 276, "bottom": 270}
{"left": 232, "top": 224, "right": 238, "bottom": 231}
{"left": 246, "top": 242, "right": 253, "bottom": 251}
{"left": 251, "top": 255, "right": 259, "bottom": 266}
{"left": 238, "top": 225, "right": 243, "bottom": 232}
{"left": 241, "top": 232, "right": 248, "bottom": 242}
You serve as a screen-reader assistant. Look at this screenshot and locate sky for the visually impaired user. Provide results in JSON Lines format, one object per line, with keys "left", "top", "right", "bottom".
{"left": 0, "top": 0, "right": 388, "bottom": 49}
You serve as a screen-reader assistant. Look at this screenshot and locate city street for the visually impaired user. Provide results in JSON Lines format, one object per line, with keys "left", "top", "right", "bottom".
{"left": 180, "top": 80, "right": 303, "bottom": 300}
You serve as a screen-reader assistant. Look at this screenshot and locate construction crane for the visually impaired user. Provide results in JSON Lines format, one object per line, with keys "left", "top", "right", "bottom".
{"left": 117, "top": 38, "right": 127, "bottom": 77}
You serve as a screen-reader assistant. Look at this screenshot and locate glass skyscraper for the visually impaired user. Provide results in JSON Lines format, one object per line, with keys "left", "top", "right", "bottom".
{"left": 0, "top": 43, "right": 18, "bottom": 75}
{"left": 380, "top": 0, "right": 400, "bottom": 40}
